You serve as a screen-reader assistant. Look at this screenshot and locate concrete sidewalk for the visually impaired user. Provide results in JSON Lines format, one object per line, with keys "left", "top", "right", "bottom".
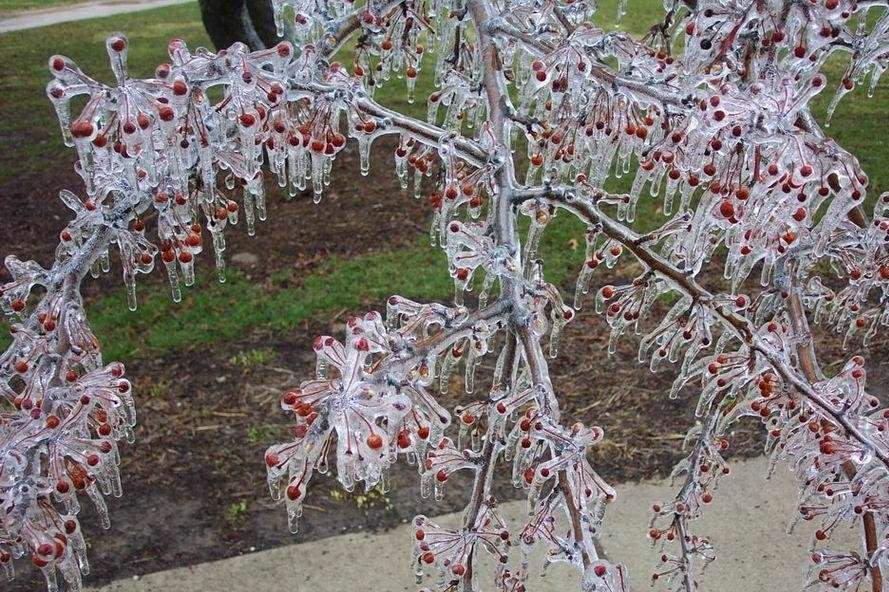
{"left": 0, "top": 0, "right": 193, "bottom": 33}
{"left": 88, "top": 456, "right": 854, "bottom": 592}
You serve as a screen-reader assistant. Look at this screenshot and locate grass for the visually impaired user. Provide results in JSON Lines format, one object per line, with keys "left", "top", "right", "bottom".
{"left": 0, "top": 0, "right": 85, "bottom": 17}
{"left": 224, "top": 500, "right": 249, "bottom": 525}
{"left": 58, "top": 241, "right": 451, "bottom": 361}
{"left": 0, "top": 2, "right": 887, "bottom": 362}
{"left": 0, "top": 222, "right": 585, "bottom": 362}
{"left": 229, "top": 348, "right": 276, "bottom": 369}
{"left": 0, "top": 2, "right": 210, "bottom": 183}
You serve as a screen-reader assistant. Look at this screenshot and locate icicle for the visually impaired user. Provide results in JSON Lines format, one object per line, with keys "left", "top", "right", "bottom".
{"left": 164, "top": 259, "right": 182, "bottom": 302}
{"left": 358, "top": 137, "right": 372, "bottom": 176}
{"left": 243, "top": 190, "right": 256, "bottom": 236}
{"left": 574, "top": 262, "right": 595, "bottom": 309}
{"left": 310, "top": 153, "right": 325, "bottom": 203}
{"left": 124, "top": 271, "right": 137, "bottom": 311}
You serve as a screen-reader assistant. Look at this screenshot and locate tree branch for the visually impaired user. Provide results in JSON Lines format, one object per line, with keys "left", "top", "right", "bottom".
{"left": 529, "top": 186, "right": 889, "bottom": 470}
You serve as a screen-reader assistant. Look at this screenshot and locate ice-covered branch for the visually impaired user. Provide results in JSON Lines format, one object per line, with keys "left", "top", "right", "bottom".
{"left": 0, "top": 190, "right": 145, "bottom": 590}
{"left": 534, "top": 187, "right": 889, "bottom": 468}
{"left": 6, "top": 0, "right": 889, "bottom": 590}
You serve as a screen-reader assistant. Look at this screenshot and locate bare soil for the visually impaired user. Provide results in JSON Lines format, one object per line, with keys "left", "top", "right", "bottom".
{"left": 1, "top": 140, "right": 887, "bottom": 591}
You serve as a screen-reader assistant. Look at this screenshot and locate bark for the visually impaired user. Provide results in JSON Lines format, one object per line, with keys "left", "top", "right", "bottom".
{"left": 245, "top": 0, "right": 280, "bottom": 48}
{"left": 198, "top": 0, "right": 277, "bottom": 51}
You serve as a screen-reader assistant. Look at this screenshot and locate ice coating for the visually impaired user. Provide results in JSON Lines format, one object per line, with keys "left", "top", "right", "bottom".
{"left": 4, "top": 0, "right": 889, "bottom": 590}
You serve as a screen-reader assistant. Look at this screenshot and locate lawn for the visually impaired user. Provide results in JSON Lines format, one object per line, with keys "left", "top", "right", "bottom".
{"left": 0, "top": 1, "right": 886, "bottom": 361}
{"left": 0, "top": 0, "right": 85, "bottom": 16}
{"left": 0, "top": 3, "right": 211, "bottom": 183}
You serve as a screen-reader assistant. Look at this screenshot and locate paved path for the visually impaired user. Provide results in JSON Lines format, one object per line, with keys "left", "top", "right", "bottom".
{"left": 88, "top": 456, "right": 853, "bottom": 592}
{"left": 0, "top": 0, "right": 193, "bottom": 33}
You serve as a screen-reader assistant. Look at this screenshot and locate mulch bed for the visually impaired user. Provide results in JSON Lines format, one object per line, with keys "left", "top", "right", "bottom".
{"left": 2, "top": 141, "right": 887, "bottom": 590}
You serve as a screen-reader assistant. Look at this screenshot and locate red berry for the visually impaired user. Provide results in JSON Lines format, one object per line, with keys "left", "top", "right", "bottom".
{"left": 71, "top": 120, "right": 94, "bottom": 138}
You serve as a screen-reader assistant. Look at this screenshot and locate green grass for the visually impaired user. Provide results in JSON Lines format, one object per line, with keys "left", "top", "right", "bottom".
{"left": 0, "top": 1, "right": 887, "bottom": 362}
{"left": 228, "top": 347, "right": 276, "bottom": 368}
{"left": 0, "top": 0, "right": 85, "bottom": 16}
{"left": 0, "top": 3, "right": 211, "bottom": 183}
{"left": 2, "top": 0, "right": 882, "bottom": 192}
{"left": 0, "top": 224, "right": 584, "bottom": 362}
{"left": 54, "top": 241, "right": 450, "bottom": 361}
{"left": 0, "top": 2, "right": 436, "bottom": 185}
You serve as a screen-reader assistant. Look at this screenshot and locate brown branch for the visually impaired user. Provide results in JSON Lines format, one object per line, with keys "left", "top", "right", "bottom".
{"left": 787, "top": 288, "right": 883, "bottom": 592}
{"left": 559, "top": 472, "right": 593, "bottom": 568}
{"left": 528, "top": 187, "right": 889, "bottom": 470}
{"left": 317, "top": 0, "right": 407, "bottom": 58}
{"left": 552, "top": 5, "right": 576, "bottom": 36}
{"left": 488, "top": 21, "right": 689, "bottom": 108}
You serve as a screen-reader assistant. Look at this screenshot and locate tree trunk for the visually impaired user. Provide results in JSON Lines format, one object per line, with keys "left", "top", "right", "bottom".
{"left": 198, "top": 0, "right": 279, "bottom": 51}
{"left": 246, "top": 0, "right": 280, "bottom": 48}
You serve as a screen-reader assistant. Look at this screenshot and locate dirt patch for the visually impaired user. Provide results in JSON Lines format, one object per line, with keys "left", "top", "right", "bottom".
{"left": 0, "top": 136, "right": 426, "bottom": 286}
{"left": 2, "top": 144, "right": 888, "bottom": 591}
{"left": 7, "top": 298, "right": 885, "bottom": 592}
